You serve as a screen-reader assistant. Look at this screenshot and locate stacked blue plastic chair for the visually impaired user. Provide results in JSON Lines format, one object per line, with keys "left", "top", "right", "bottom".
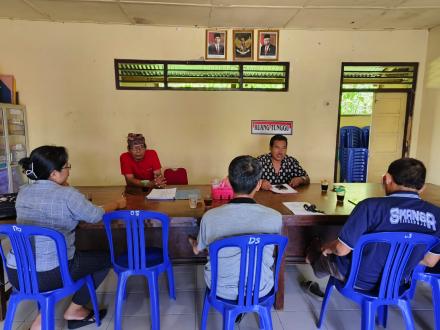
{"left": 201, "top": 234, "right": 288, "bottom": 330}
{"left": 103, "top": 210, "right": 175, "bottom": 330}
{"left": 318, "top": 232, "right": 439, "bottom": 330}
{"left": 339, "top": 126, "right": 364, "bottom": 181}
{"left": 345, "top": 147, "right": 369, "bottom": 182}
{"left": 362, "top": 126, "right": 370, "bottom": 148}
{"left": 0, "top": 224, "right": 101, "bottom": 330}
{"left": 410, "top": 265, "right": 440, "bottom": 330}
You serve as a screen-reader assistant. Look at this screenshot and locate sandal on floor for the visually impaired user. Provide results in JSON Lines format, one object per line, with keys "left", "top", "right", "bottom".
{"left": 301, "top": 280, "right": 325, "bottom": 300}
{"left": 67, "top": 309, "right": 107, "bottom": 329}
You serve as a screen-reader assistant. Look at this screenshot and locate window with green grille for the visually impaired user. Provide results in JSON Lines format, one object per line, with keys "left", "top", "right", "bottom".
{"left": 115, "top": 60, "right": 289, "bottom": 91}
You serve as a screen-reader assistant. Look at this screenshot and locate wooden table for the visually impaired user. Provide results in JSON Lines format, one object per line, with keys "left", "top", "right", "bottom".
{"left": 1, "top": 183, "right": 440, "bottom": 319}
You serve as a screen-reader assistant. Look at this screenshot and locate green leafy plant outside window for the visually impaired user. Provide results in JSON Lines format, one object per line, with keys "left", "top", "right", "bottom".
{"left": 340, "top": 92, "right": 373, "bottom": 115}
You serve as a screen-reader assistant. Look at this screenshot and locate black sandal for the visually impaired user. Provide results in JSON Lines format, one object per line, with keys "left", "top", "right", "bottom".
{"left": 67, "top": 309, "right": 107, "bottom": 329}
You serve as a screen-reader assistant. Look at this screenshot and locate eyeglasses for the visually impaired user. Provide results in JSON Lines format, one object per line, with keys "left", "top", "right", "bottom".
{"left": 130, "top": 145, "right": 146, "bottom": 152}
{"left": 62, "top": 163, "right": 72, "bottom": 170}
{"left": 303, "top": 203, "right": 324, "bottom": 214}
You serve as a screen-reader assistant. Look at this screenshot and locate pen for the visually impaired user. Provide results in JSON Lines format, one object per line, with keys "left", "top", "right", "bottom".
{"left": 348, "top": 199, "right": 357, "bottom": 206}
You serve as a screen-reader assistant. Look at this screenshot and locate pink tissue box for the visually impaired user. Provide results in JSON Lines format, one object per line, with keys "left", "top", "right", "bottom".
{"left": 211, "top": 180, "right": 234, "bottom": 200}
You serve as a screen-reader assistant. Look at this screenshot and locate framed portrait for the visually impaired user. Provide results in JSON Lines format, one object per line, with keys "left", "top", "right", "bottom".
{"left": 232, "top": 30, "right": 253, "bottom": 61}
{"left": 206, "top": 30, "right": 227, "bottom": 60}
{"left": 257, "top": 30, "right": 279, "bottom": 61}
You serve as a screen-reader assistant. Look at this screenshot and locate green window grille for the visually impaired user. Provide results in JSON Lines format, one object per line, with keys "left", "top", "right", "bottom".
{"left": 115, "top": 60, "right": 289, "bottom": 91}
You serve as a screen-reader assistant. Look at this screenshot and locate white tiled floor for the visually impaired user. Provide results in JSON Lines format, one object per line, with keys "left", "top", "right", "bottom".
{"left": 0, "top": 264, "right": 436, "bottom": 329}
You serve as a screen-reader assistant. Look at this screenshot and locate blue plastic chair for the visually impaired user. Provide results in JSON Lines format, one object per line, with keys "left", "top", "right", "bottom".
{"left": 318, "top": 232, "right": 439, "bottom": 330}
{"left": 339, "top": 126, "right": 363, "bottom": 181}
{"left": 103, "top": 210, "right": 175, "bottom": 330}
{"left": 410, "top": 265, "right": 440, "bottom": 330}
{"left": 345, "top": 148, "right": 369, "bottom": 182}
{"left": 201, "top": 234, "right": 288, "bottom": 330}
{"left": 0, "top": 224, "right": 101, "bottom": 330}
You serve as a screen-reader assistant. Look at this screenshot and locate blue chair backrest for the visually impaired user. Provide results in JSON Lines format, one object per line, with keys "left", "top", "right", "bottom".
{"left": 103, "top": 210, "right": 170, "bottom": 270}
{"left": 208, "top": 234, "right": 287, "bottom": 306}
{"left": 345, "top": 232, "right": 439, "bottom": 300}
{"left": 340, "top": 126, "right": 363, "bottom": 148}
{"left": 361, "top": 126, "right": 370, "bottom": 148}
{"left": 0, "top": 224, "right": 73, "bottom": 294}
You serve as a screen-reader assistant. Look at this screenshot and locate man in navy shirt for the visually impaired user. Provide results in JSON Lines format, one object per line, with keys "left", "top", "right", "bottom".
{"left": 306, "top": 158, "right": 440, "bottom": 293}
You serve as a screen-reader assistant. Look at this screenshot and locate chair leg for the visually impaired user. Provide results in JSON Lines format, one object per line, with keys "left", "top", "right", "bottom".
{"left": 146, "top": 272, "right": 160, "bottom": 330}
{"left": 398, "top": 299, "right": 415, "bottom": 330}
{"left": 85, "top": 275, "right": 101, "bottom": 327}
{"left": 376, "top": 305, "right": 388, "bottom": 328}
{"left": 3, "top": 295, "right": 20, "bottom": 330}
{"left": 166, "top": 265, "right": 176, "bottom": 300}
{"left": 222, "top": 309, "right": 236, "bottom": 330}
{"left": 114, "top": 272, "right": 130, "bottom": 330}
{"left": 361, "top": 301, "right": 376, "bottom": 330}
{"left": 259, "top": 306, "right": 273, "bottom": 330}
{"left": 40, "top": 297, "right": 55, "bottom": 330}
{"left": 201, "top": 290, "right": 210, "bottom": 330}
{"left": 317, "top": 278, "right": 335, "bottom": 329}
{"left": 430, "top": 278, "right": 440, "bottom": 330}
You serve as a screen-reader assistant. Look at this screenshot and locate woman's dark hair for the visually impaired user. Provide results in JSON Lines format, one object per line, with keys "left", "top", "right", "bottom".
{"left": 19, "top": 146, "right": 68, "bottom": 180}
{"left": 228, "top": 155, "right": 262, "bottom": 194}
{"left": 387, "top": 158, "right": 426, "bottom": 190}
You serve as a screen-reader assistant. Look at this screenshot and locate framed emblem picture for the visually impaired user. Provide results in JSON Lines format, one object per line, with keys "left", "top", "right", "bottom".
{"left": 233, "top": 30, "right": 253, "bottom": 61}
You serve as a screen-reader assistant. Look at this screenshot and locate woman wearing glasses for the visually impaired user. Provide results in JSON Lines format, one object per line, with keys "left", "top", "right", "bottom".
{"left": 5, "top": 145, "right": 126, "bottom": 330}
{"left": 120, "top": 133, "right": 166, "bottom": 188}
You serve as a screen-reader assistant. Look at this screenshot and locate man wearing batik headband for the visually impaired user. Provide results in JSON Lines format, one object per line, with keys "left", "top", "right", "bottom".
{"left": 120, "top": 133, "right": 166, "bottom": 188}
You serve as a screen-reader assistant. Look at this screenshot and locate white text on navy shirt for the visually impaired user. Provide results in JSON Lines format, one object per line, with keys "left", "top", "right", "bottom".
{"left": 390, "top": 208, "right": 437, "bottom": 230}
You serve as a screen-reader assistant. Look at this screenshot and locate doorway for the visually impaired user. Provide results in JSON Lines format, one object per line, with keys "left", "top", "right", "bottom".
{"left": 334, "top": 63, "right": 418, "bottom": 183}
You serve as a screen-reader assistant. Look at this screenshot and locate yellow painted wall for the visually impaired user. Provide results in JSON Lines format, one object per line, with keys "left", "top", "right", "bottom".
{"left": 418, "top": 26, "right": 440, "bottom": 185}
{"left": 0, "top": 20, "right": 428, "bottom": 185}
{"left": 339, "top": 116, "right": 371, "bottom": 128}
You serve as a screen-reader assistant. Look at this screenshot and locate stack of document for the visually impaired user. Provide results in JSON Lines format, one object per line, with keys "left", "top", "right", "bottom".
{"left": 146, "top": 188, "right": 177, "bottom": 200}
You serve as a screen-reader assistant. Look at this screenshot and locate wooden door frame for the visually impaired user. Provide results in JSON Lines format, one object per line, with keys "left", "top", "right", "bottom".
{"left": 333, "top": 62, "right": 419, "bottom": 182}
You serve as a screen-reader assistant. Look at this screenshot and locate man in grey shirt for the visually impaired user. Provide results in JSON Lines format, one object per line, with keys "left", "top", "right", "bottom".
{"left": 189, "top": 155, "right": 282, "bottom": 300}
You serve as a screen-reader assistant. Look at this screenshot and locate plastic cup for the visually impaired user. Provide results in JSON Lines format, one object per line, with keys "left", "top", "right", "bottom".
{"left": 336, "top": 187, "right": 346, "bottom": 203}
{"left": 188, "top": 194, "right": 198, "bottom": 209}
{"left": 321, "top": 180, "right": 329, "bottom": 192}
{"left": 204, "top": 194, "right": 212, "bottom": 207}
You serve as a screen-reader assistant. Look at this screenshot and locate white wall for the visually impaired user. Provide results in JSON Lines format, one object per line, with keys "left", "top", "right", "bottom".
{"left": 0, "top": 20, "right": 428, "bottom": 185}
{"left": 418, "top": 26, "right": 440, "bottom": 184}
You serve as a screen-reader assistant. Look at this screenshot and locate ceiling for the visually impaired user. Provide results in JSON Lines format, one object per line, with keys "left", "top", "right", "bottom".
{"left": 1, "top": 0, "right": 440, "bottom": 30}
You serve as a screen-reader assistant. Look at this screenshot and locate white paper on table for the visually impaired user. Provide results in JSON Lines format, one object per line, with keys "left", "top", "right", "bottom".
{"left": 271, "top": 184, "right": 297, "bottom": 194}
{"left": 283, "top": 202, "right": 325, "bottom": 215}
{"left": 146, "top": 188, "right": 177, "bottom": 200}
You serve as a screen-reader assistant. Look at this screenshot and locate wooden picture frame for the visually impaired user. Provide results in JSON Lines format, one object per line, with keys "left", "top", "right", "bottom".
{"left": 206, "top": 30, "right": 227, "bottom": 60}
{"left": 257, "top": 30, "right": 279, "bottom": 61}
{"left": 232, "top": 30, "right": 253, "bottom": 61}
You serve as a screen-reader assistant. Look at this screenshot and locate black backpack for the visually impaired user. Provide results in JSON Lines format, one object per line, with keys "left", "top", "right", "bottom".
{"left": 0, "top": 193, "right": 17, "bottom": 219}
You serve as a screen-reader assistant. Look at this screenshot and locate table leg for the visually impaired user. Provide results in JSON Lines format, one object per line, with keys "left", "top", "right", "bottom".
{"left": 275, "top": 255, "right": 285, "bottom": 310}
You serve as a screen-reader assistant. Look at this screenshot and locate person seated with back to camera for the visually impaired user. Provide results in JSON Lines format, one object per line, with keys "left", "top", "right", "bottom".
{"left": 6, "top": 145, "right": 126, "bottom": 330}
{"left": 303, "top": 158, "right": 440, "bottom": 299}
{"left": 119, "top": 133, "right": 166, "bottom": 189}
{"left": 257, "top": 134, "right": 310, "bottom": 191}
{"left": 188, "top": 155, "right": 282, "bottom": 322}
